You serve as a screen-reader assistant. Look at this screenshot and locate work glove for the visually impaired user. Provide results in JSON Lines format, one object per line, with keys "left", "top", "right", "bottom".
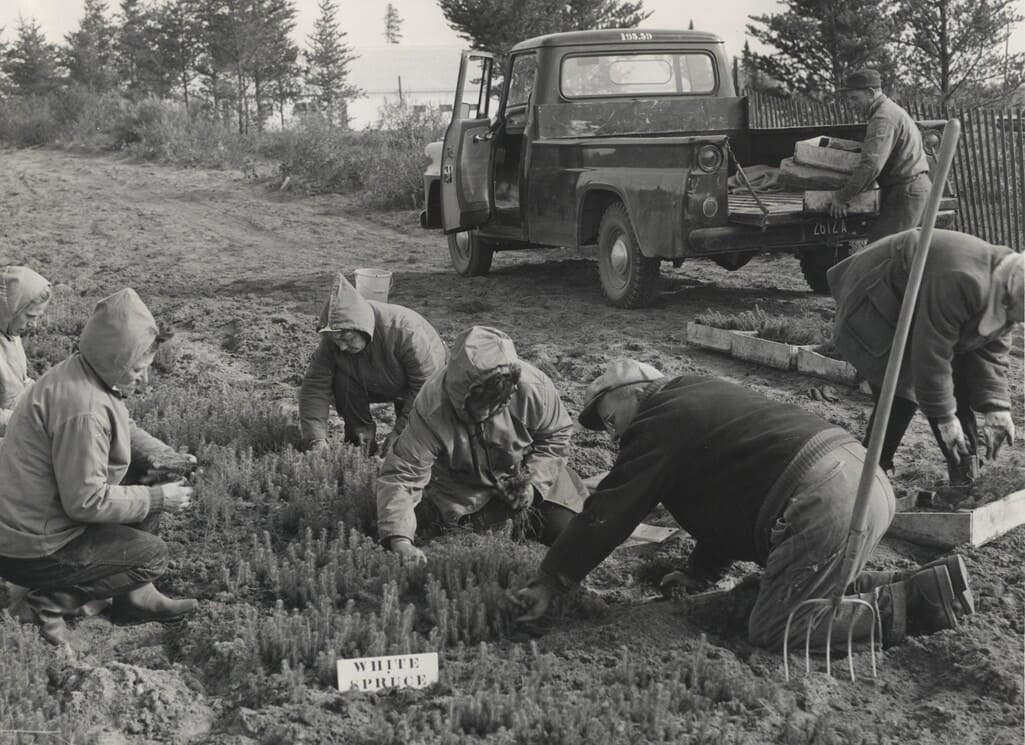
{"left": 936, "top": 417, "right": 970, "bottom": 464}
{"left": 512, "top": 580, "right": 556, "bottom": 623}
{"left": 389, "top": 537, "right": 426, "bottom": 566}
{"left": 349, "top": 424, "right": 378, "bottom": 457}
{"left": 982, "top": 410, "right": 1015, "bottom": 460}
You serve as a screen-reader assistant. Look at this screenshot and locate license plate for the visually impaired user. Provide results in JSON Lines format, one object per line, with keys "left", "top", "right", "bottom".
{"left": 811, "top": 219, "right": 851, "bottom": 236}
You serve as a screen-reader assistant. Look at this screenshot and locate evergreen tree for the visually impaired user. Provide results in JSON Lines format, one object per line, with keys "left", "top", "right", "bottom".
{"left": 304, "top": 0, "right": 358, "bottom": 127}
{"left": 2, "top": 16, "right": 62, "bottom": 96}
{"left": 115, "top": 0, "right": 158, "bottom": 97}
{"left": 65, "top": 0, "right": 117, "bottom": 91}
{"left": 384, "top": 3, "right": 403, "bottom": 43}
{"left": 893, "top": 0, "right": 1024, "bottom": 104}
{"left": 438, "top": 0, "right": 651, "bottom": 66}
{"left": 745, "top": 0, "right": 897, "bottom": 97}
{"left": 153, "top": 0, "right": 204, "bottom": 106}
{"left": 251, "top": 0, "right": 300, "bottom": 130}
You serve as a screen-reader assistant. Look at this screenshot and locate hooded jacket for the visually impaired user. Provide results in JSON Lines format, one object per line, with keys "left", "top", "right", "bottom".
{"left": 828, "top": 229, "right": 1015, "bottom": 418}
{"left": 0, "top": 266, "right": 51, "bottom": 435}
{"left": 0, "top": 289, "right": 176, "bottom": 558}
{"left": 298, "top": 273, "right": 446, "bottom": 443}
{"left": 377, "top": 326, "right": 584, "bottom": 542}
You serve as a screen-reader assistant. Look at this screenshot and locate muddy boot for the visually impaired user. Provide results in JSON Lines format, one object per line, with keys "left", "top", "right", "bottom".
{"left": 25, "top": 590, "right": 79, "bottom": 647}
{"left": 77, "top": 598, "right": 113, "bottom": 618}
{"left": 905, "top": 566, "right": 959, "bottom": 637}
{"left": 110, "top": 583, "right": 197, "bottom": 626}
{"left": 894, "top": 555, "right": 974, "bottom": 615}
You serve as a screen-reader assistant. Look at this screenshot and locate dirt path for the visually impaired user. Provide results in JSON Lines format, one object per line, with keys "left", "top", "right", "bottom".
{"left": 1, "top": 148, "right": 1022, "bottom": 744}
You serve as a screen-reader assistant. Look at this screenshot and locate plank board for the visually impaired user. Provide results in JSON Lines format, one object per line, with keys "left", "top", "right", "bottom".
{"left": 796, "top": 347, "right": 860, "bottom": 385}
{"left": 886, "top": 489, "right": 1025, "bottom": 548}
{"left": 730, "top": 333, "right": 800, "bottom": 371}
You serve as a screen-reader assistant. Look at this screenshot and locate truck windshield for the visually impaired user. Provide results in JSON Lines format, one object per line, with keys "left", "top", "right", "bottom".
{"left": 561, "top": 52, "right": 716, "bottom": 97}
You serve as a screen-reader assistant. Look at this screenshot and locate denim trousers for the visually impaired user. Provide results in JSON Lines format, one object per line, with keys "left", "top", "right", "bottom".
{"left": 0, "top": 513, "right": 167, "bottom": 605}
{"left": 748, "top": 442, "right": 896, "bottom": 649}
{"left": 866, "top": 173, "right": 931, "bottom": 243}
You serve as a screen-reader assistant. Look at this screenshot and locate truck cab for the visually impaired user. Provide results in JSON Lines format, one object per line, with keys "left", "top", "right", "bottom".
{"left": 421, "top": 29, "right": 952, "bottom": 307}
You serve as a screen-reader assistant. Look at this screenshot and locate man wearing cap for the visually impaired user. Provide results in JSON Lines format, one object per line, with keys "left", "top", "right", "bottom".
{"left": 514, "top": 360, "right": 975, "bottom": 651}
{"left": 829, "top": 69, "right": 931, "bottom": 243}
{"left": 829, "top": 228, "right": 1023, "bottom": 483}
{"left": 299, "top": 272, "right": 447, "bottom": 456}
{"left": 377, "top": 326, "right": 588, "bottom": 565}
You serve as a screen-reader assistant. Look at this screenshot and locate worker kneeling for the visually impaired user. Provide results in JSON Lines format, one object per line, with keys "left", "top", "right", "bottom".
{"left": 0, "top": 289, "right": 197, "bottom": 647}
{"left": 516, "top": 360, "right": 975, "bottom": 650}
{"left": 377, "top": 326, "right": 588, "bottom": 565}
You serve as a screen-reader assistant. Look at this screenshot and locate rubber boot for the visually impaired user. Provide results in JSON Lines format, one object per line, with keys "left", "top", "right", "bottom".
{"left": 110, "top": 583, "right": 197, "bottom": 626}
{"left": 904, "top": 566, "right": 959, "bottom": 636}
{"left": 25, "top": 590, "right": 80, "bottom": 647}
{"left": 895, "top": 555, "right": 974, "bottom": 615}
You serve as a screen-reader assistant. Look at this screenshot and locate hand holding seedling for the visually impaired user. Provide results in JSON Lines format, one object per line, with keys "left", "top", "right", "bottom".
{"left": 982, "top": 410, "right": 1015, "bottom": 460}
{"left": 513, "top": 581, "right": 555, "bottom": 622}
{"left": 495, "top": 465, "right": 533, "bottom": 511}
{"left": 390, "top": 537, "right": 427, "bottom": 566}
{"left": 158, "top": 481, "right": 194, "bottom": 514}
{"left": 140, "top": 449, "right": 198, "bottom": 485}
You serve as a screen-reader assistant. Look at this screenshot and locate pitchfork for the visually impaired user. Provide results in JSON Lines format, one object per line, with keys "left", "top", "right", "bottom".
{"left": 783, "top": 118, "right": 962, "bottom": 682}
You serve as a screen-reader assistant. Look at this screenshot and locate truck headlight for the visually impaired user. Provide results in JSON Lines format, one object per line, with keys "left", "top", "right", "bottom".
{"left": 697, "top": 144, "right": 724, "bottom": 173}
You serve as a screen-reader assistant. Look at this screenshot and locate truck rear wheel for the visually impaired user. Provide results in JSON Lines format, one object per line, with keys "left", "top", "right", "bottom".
{"left": 448, "top": 230, "right": 494, "bottom": 277}
{"left": 799, "top": 245, "right": 852, "bottom": 295}
{"left": 597, "top": 203, "right": 660, "bottom": 308}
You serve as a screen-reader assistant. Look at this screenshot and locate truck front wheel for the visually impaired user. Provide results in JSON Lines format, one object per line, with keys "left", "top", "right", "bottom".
{"left": 597, "top": 203, "right": 660, "bottom": 308}
{"left": 799, "top": 245, "right": 852, "bottom": 295}
{"left": 448, "top": 230, "right": 494, "bottom": 277}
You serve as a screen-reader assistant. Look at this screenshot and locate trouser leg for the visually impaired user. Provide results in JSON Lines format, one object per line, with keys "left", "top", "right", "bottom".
{"left": 864, "top": 385, "right": 919, "bottom": 471}
{"left": 0, "top": 524, "right": 169, "bottom": 604}
{"left": 332, "top": 369, "right": 375, "bottom": 448}
{"left": 865, "top": 176, "right": 931, "bottom": 243}
{"left": 747, "top": 442, "right": 895, "bottom": 650}
{"left": 926, "top": 360, "right": 980, "bottom": 482}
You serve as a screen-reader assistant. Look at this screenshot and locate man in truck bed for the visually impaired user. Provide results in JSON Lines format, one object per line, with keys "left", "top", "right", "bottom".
{"left": 829, "top": 69, "right": 931, "bottom": 242}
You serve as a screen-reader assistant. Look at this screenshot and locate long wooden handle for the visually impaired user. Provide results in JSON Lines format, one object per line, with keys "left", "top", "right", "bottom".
{"left": 840, "top": 119, "right": 962, "bottom": 590}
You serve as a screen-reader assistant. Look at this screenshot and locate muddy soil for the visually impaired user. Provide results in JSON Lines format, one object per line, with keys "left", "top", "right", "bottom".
{"left": 1, "top": 148, "right": 1022, "bottom": 744}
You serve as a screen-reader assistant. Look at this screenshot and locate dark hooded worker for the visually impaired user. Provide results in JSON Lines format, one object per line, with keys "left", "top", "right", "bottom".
{"left": 0, "top": 266, "right": 52, "bottom": 436}
{"left": 829, "top": 229, "right": 1023, "bottom": 484}
{"left": 0, "top": 289, "right": 197, "bottom": 647}
{"left": 514, "top": 360, "right": 975, "bottom": 651}
{"left": 828, "top": 69, "right": 931, "bottom": 243}
{"left": 299, "top": 272, "right": 447, "bottom": 456}
{"left": 377, "top": 326, "right": 588, "bottom": 565}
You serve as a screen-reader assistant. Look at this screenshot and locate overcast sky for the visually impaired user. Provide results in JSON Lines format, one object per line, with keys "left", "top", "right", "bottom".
{"left": 3, "top": 0, "right": 1023, "bottom": 58}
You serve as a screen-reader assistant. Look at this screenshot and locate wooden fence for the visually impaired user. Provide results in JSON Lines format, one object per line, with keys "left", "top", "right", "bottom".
{"left": 747, "top": 91, "right": 1025, "bottom": 251}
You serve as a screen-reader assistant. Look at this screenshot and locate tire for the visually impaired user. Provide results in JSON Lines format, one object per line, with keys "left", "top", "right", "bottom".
{"left": 448, "top": 230, "right": 494, "bottom": 277}
{"left": 799, "top": 245, "right": 852, "bottom": 295}
{"left": 596, "top": 203, "right": 660, "bottom": 308}
{"left": 712, "top": 251, "right": 757, "bottom": 271}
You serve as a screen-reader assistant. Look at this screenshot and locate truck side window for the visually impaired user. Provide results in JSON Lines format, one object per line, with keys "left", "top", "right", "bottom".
{"left": 561, "top": 53, "right": 717, "bottom": 97}
{"left": 506, "top": 55, "right": 537, "bottom": 109}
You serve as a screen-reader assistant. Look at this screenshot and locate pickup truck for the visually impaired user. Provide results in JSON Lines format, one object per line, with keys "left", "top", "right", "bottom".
{"left": 419, "top": 29, "right": 954, "bottom": 307}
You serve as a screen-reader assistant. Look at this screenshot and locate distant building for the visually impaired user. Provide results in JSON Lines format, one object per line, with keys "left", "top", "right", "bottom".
{"left": 347, "top": 44, "right": 465, "bottom": 128}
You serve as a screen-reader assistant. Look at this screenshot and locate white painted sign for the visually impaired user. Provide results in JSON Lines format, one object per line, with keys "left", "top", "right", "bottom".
{"left": 336, "top": 652, "right": 439, "bottom": 692}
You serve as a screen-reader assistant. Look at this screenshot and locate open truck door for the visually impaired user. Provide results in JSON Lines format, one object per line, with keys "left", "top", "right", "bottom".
{"left": 441, "top": 51, "right": 495, "bottom": 232}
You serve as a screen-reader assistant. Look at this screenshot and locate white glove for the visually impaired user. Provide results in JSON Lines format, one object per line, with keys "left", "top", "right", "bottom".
{"left": 983, "top": 410, "right": 1015, "bottom": 460}
{"left": 937, "top": 417, "right": 969, "bottom": 463}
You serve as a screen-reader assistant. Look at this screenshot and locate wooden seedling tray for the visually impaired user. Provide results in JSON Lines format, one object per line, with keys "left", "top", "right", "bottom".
{"left": 686, "top": 322, "right": 737, "bottom": 352}
{"left": 794, "top": 136, "right": 862, "bottom": 173}
{"left": 730, "top": 333, "right": 800, "bottom": 371}
{"left": 886, "top": 489, "right": 1025, "bottom": 548}
{"left": 804, "top": 189, "right": 879, "bottom": 214}
{"left": 796, "top": 346, "right": 860, "bottom": 385}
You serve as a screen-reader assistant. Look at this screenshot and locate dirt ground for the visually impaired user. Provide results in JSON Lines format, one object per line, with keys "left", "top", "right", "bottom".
{"left": 1, "top": 148, "right": 1023, "bottom": 744}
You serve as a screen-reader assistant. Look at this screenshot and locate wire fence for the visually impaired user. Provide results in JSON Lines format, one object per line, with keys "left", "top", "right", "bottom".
{"left": 747, "top": 91, "right": 1025, "bottom": 250}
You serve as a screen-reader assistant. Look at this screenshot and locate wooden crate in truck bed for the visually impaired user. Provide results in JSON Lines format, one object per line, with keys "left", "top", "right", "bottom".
{"left": 727, "top": 192, "right": 805, "bottom": 226}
